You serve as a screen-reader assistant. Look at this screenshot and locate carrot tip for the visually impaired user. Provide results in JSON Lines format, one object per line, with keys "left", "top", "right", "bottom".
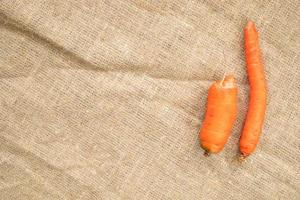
{"left": 245, "top": 21, "right": 257, "bottom": 32}
{"left": 246, "top": 20, "right": 254, "bottom": 28}
{"left": 204, "top": 151, "right": 211, "bottom": 157}
{"left": 247, "top": 20, "right": 254, "bottom": 25}
{"left": 238, "top": 153, "right": 248, "bottom": 161}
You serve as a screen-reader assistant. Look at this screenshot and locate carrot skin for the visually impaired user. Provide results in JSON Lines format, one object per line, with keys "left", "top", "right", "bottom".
{"left": 239, "top": 21, "right": 267, "bottom": 157}
{"left": 199, "top": 75, "right": 237, "bottom": 154}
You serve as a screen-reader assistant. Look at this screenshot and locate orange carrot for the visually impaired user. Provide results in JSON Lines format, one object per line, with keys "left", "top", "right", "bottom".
{"left": 240, "top": 21, "right": 267, "bottom": 159}
{"left": 199, "top": 75, "right": 237, "bottom": 155}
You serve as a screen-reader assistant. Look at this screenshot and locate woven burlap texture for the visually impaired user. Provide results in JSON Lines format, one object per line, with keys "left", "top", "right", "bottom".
{"left": 0, "top": 0, "right": 299, "bottom": 199}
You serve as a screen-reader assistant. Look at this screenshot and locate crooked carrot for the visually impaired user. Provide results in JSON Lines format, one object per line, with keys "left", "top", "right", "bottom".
{"left": 240, "top": 21, "right": 267, "bottom": 159}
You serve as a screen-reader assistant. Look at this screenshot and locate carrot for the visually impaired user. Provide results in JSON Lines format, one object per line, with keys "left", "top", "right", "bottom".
{"left": 239, "top": 21, "right": 267, "bottom": 159}
{"left": 199, "top": 75, "right": 237, "bottom": 156}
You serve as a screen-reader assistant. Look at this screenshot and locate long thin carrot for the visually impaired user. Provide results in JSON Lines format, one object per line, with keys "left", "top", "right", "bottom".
{"left": 199, "top": 75, "right": 237, "bottom": 155}
{"left": 239, "top": 21, "right": 267, "bottom": 159}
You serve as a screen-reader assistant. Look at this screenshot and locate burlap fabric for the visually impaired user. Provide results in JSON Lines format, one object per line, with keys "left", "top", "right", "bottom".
{"left": 0, "top": 1, "right": 299, "bottom": 199}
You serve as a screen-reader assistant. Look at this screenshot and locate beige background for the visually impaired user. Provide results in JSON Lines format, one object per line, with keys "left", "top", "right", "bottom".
{"left": 0, "top": 0, "right": 299, "bottom": 199}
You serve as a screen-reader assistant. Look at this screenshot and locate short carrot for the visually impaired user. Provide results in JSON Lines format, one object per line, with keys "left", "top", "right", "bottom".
{"left": 239, "top": 21, "right": 267, "bottom": 159}
{"left": 199, "top": 75, "right": 237, "bottom": 155}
